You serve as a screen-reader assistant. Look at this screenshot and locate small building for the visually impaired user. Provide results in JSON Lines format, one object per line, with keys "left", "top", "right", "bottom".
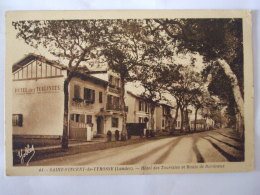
{"left": 125, "top": 91, "right": 154, "bottom": 129}
{"left": 12, "top": 54, "right": 123, "bottom": 141}
{"left": 155, "top": 104, "right": 174, "bottom": 131}
{"left": 190, "top": 118, "right": 215, "bottom": 131}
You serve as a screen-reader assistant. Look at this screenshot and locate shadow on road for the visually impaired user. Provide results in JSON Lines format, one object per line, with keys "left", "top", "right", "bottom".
{"left": 154, "top": 137, "right": 183, "bottom": 164}
{"left": 215, "top": 132, "right": 242, "bottom": 143}
{"left": 206, "top": 135, "right": 243, "bottom": 151}
{"left": 121, "top": 138, "right": 181, "bottom": 165}
{"left": 192, "top": 138, "right": 205, "bottom": 163}
{"left": 202, "top": 138, "right": 244, "bottom": 162}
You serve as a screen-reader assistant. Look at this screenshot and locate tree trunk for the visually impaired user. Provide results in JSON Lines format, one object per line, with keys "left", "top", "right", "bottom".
{"left": 180, "top": 107, "right": 184, "bottom": 132}
{"left": 173, "top": 102, "right": 180, "bottom": 131}
{"left": 61, "top": 73, "right": 73, "bottom": 149}
{"left": 150, "top": 106, "right": 155, "bottom": 130}
{"left": 120, "top": 77, "right": 127, "bottom": 141}
{"left": 194, "top": 108, "right": 198, "bottom": 131}
{"left": 217, "top": 59, "right": 244, "bottom": 119}
{"left": 185, "top": 107, "right": 190, "bottom": 132}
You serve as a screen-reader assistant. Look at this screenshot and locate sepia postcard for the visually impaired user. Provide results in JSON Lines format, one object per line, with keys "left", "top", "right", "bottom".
{"left": 5, "top": 10, "right": 254, "bottom": 176}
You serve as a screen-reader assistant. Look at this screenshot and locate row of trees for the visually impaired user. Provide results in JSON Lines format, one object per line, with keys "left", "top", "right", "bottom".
{"left": 13, "top": 18, "right": 244, "bottom": 148}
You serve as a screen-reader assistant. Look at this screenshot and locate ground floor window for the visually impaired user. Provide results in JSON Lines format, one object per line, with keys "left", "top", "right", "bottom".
{"left": 79, "top": 114, "right": 85, "bottom": 123}
{"left": 70, "top": 114, "right": 83, "bottom": 123}
{"left": 112, "top": 117, "right": 119, "bottom": 127}
{"left": 12, "top": 114, "right": 23, "bottom": 126}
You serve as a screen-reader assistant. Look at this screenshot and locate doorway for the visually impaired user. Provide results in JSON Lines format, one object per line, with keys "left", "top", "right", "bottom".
{"left": 97, "top": 116, "right": 104, "bottom": 134}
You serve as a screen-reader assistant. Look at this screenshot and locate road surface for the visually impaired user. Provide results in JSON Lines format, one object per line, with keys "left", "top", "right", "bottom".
{"left": 30, "top": 128, "right": 244, "bottom": 166}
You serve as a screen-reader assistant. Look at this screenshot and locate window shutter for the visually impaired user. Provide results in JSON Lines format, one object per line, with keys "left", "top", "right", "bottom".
{"left": 84, "top": 88, "right": 88, "bottom": 100}
{"left": 92, "top": 90, "right": 95, "bottom": 103}
{"left": 99, "top": 92, "right": 103, "bottom": 103}
{"left": 18, "top": 114, "right": 23, "bottom": 126}
{"left": 74, "top": 85, "right": 80, "bottom": 98}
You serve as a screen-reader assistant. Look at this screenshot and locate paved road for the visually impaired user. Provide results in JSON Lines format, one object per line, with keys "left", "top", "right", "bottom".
{"left": 30, "top": 128, "right": 244, "bottom": 166}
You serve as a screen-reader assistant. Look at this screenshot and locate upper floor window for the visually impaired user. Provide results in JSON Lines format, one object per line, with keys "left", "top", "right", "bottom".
{"left": 74, "top": 85, "right": 81, "bottom": 98}
{"left": 109, "top": 75, "right": 120, "bottom": 88}
{"left": 163, "top": 106, "right": 170, "bottom": 115}
{"left": 84, "top": 88, "right": 95, "bottom": 104}
{"left": 107, "top": 95, "right": 120, "bottom": 110}
{"left": 139, "top": 101, "right": 146, "bottom": 112}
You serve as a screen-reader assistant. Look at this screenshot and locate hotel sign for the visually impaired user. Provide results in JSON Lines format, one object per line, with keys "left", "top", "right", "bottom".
{"left": 14, "top": 85, "right": 62, "bottom": 95}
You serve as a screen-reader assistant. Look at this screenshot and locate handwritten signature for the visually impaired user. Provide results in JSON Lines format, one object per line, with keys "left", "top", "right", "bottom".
{"left": 17, "top": 144, "right": 35, "bottom": 166}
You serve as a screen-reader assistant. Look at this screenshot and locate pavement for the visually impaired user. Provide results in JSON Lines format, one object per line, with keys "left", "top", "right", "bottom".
{"left": 28, "top": 128, "right": 244, "bottom": 166}
{"left": 13, "top": 137, "right": 106, "bottom": 153}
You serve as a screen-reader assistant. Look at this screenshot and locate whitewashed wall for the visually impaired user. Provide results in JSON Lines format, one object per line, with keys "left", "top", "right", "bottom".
{"left": 12, "top": 77, "right": 65, "bottom": 136}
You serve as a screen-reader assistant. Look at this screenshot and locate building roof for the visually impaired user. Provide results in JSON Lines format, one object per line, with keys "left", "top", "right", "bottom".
{"left": 127, "top": 91, "right": 143, "bottom": 99}
{"left": 73, "top": 71, "right": 108, "bottom": 87}
{"left": 12, "top": 53, "right": 108, "bottom": 87}
{"left": 12, "top": 53, "right": 66, "bottom": 73}
{"left": 160, "top": 103, "right": 174, "bottom": 109}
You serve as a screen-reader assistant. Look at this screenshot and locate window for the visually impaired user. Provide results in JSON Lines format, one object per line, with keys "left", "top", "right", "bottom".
{"left": 115, "top": 78, "right": 120, "bottom": 88}
{"left": 139, "top": 117, "right": 143, "bottom": 123}
{"left": 107, "top": 95, "right": 120, "bottom": 110}
{"left": 107, "top": 95, "right": 112, "bottom": 105}
{"left": 146, "top": 103, "right": 150, "bottom": 113}
{"left": 70, "top": 114, "right": 75, "bottom": 121}
{"left": 109, "top": 75, "right": 120, "bottom": 88}
{"left": 87, "top": 115, "right": 92, "bottom": 124}
{"left": 84, "top": 88, "right": 95, "bottom": 103}
{"left": 162, "top": 119, "right": 165, "bottom": 127}
{"left": 99, "top": 92, "right": 103, "bottom": 103}
{"left": 71, "top": 114, "right": 84, "bottom": 123}
{"left": 12, "top": 114, "right": 23, "bottom": 126}
{"left": 112, "top": 118, "right": 119, "bottom": 128}
{"left": 178, "top": 121, "right": 180, "bottom": 127}
{"left": 75, "top": 114, "right": 80, "bottom": 122}
{"left": 145, "top": 103, "right": 148, "bottom": 113}
{"left": 139, "top": 101, "right": 146, "bottom": 112}
{"left": 74, "top": 85, "right": 80, "bottom": 98}
{"left": 79, "top": 114, "right": 85, "bottom": 123}
{"left": 114, "top": 96, "right": 120, "bottom": 109}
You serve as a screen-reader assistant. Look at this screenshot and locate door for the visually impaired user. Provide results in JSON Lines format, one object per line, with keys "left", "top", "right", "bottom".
{"left": 97, "top": 116, "right": 104, "bottom": 134}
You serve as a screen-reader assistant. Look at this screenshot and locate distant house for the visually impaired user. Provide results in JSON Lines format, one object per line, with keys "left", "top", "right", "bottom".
{"left": 155, "top": 104, "right": 174, "bottom": 131}
{"left": 125, "top": 91, "right": 154, "bottom": 129}
{"left": 12, "top": 54, "right": 123, "bottom": 140}
{"left": 190, "top": 118, "right": 215, "bottom": 131}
